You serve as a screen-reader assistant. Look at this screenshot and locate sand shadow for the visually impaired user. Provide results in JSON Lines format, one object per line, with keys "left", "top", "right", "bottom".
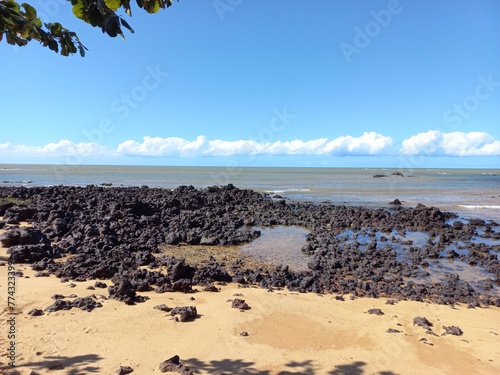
{"left": 328, "top": 361, "right": 400, "bottom": 375}
{"left": 1, "top": 354, "right": 103, "bottom": 375}
{"left": 328, "top": 361, "right": 367, "bottom": 375}
{"left": 183, "top": 358, "right": 400, "bottom": 375}
{"left": 184, "top": 358, "right": 271, "bottom": 374}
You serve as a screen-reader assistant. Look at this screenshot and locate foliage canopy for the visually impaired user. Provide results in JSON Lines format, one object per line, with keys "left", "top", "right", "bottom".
{"left": 0, "top": 0, "right": 178, "bottom": 56}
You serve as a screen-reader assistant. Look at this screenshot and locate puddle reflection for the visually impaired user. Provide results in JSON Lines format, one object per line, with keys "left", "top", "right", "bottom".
{"left": 240, "top": 226, "right": 310, "bottom": 271}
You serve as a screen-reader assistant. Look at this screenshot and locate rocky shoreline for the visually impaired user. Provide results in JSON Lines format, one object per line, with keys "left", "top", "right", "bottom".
{"left": 1, "top": 184, "right": 499, "bottom": 307}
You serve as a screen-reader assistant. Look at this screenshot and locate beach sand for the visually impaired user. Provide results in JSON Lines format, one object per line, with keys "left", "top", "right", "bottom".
{"left": 1, "top": 227, "right": 499, "bottom": 375}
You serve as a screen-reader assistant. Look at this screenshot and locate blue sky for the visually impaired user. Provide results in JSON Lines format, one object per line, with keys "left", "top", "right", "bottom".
{"left": 1, "top": 0, "right": 499, "bottom": 168}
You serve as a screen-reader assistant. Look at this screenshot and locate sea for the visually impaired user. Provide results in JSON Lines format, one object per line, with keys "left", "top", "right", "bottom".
{"left": 1, "top": 164, "right": 500, "bottom": 222}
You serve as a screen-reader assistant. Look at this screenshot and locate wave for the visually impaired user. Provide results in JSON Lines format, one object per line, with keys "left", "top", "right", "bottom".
{"left": 459, "top": 205, "right": 500, "bottom": 210}
{"left": 266, "top": 188, "right": 311, "bottom": 194}
{"left": 1, "top": 180, "right": 33, "bottom": 184}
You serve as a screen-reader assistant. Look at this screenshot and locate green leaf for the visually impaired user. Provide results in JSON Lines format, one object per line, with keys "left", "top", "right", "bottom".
{"left": 6, "top": 31, "right": 28, "bottom": 47}
{"left": 32, "top": 17, "right": 42, "bottom": 28}
{"left": 78, "top": 43, "right": 88, "bottom": 57}
{"left": 48, "top": 38, "right": 58, "bottom": 52}
{"left": 152, "top": 0, "right": 161, "bottom": 13}
{"left": 50, "top": 22, "right": 62, "bottom": 35}
{"left": 5, "top": 32, "right": 15, "bottom": 45}
{"left": 2, "top": 1, "right": 21, "bottom": 13}
{"left": 120, "top": 17, "right": 134, "bottom": 33}
{"left": 138, "top": 0, "right": 160, "bottom": 14}
{"left": 104, "top": 0, "right": 121, "bottom": 11}
{"left": 72, "top": 1, "right": 85, "bottom": 20}
{"left": 86, "top": 9, "right": 106, "bottom": 27}
{"left": 21, "top": 3, "right": 37, "bottom": 20}
{"left": 102, "top": 14, "right": 120, "bottom": 37}
{"left": 19, "top": 23, "right": 30, "bottom": 38}
{"left": 61, "top": 42, "right": 68, "bottom": 56}
{"left": 122, "top": 0, "right": 132, "bottom": 15}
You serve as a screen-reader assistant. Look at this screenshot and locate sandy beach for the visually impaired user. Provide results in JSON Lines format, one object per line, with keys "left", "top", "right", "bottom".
{"left": 1, "top": 231, "right": 499, "bottom": 375}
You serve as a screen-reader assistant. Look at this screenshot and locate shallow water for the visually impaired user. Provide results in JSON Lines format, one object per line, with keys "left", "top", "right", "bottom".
{"left": 424, "top": 259, "right": 499, "bottom": 296}
{"left": 331, "top": 228, "right": 499, "bottom": 296}
{"left": 238, "top": 225, "right": 498, "bottom": 296}
{"left": 239, "top": 226, "right": 310, "bottom": 271}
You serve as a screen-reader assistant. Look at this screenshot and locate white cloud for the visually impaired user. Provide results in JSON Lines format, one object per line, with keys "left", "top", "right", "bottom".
{"left": 400, "top": 131, "right": 500, "bottom": 156}
{"left": 2, "top": 131, "right": 499, "bottom": 162}
{"left": 0, "top": 140, "right": 112, "bottom": 158}
{"left": 324, "top": 132, "right": 394, "bottom": 155}
{"left": 205, "top": 139, "right": 262, "bottom": 156}
{"left": 117, "top": 136, "right": 208, "bottom": 157}
{"left": 116, "top": 132, "right": 393, "bottom": 157}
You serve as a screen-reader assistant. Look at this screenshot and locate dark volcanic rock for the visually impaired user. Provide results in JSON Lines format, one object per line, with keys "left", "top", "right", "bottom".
{"left": 1, "top": 184, "right": 498, "bottom": 307}
{"left": 7, "top": 243, "right": 52, "bottom": 263}
{"left": 170, "top": 306, "right": 198, "bottom": 322}
{"left": 0, "top": 202, "right": 14, "bottom": 216}
{"left": 0, "top": 227, "right": 50, "bottom": 248}
{"left": 166, "top": 258, "right": 195, "bottom": 281}
{"left": 27, "top": 308, "right": 44, "bottom": 316}
{"left": 71, "top": 297, "right": 103, "bottom": 312}
{"left": 232, "top": 298, "right": 250, "bottom": 310}
{"left": 442, "top": 325, "right": 463, "bottom": 336}
{"left": 172, "top": 279, "right": 193, "bottom": 293}
{"left": 94, "top": 281, "right": 108, "bottom": 288}
{"left": 108, "top": 279, "right": 142, "bottom": 305}
{"left": 31, "top": 257, "right": 55, "bottom": 271}
{"left": 386, "top": 328, "right": 401, "bottom": 333}
{"left": 158, "top": 355, "right": 194, "bottom": 374}
{"left": 44, "top": 299, "right": 73, "bottom": 312}
{"left": 367, "top": 308, "right": 384, "bottom": 315}
{"left": 203, "top": 284, "right": 220, "bottom": 292}
{"left": 3, "top": 205, "right": 36, "bottom": 223}
{"left": 154, "top": 304, "right": 173, "bottom": 312}
{"left": 116, "top": 366, "right": 134, "bottom": 374}
{"left": 34, "top": 271, "right": 50, "bottom": 277}
{"left": 44, "top": 296, "right": 102, "bottom": 312}
{"left": 413, "top": 317, "right": 433, "bottom": 329}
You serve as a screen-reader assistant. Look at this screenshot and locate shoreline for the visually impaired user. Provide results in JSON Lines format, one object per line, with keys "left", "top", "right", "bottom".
{"left": 1, "top": 253, "right": 499, "bottom": 374}
{"left": 1, "top": 184, "right": 500, "bottom": 373}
